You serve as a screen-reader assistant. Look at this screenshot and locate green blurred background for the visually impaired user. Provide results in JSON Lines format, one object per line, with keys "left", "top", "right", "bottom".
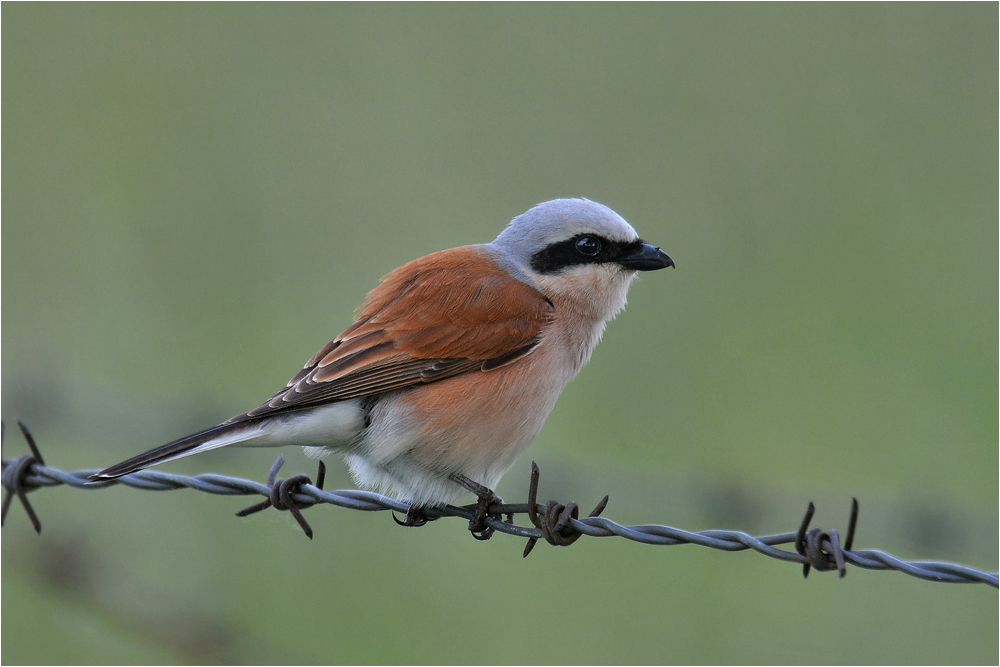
{"left": 2, "top": 4, "right": 996, "bottom": 664}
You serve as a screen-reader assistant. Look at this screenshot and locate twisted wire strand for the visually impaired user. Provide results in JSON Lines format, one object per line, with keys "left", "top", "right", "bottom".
{"left": 3, "top": 457, "right": 997, "bottom": 588}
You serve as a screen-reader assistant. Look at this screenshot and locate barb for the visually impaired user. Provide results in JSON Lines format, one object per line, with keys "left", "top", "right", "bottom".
{"left": 523, "top": 461, "right": 610, "bottom": 557}
{"left": 234, "top": 455, "right": 324, "bottom": 539}
{"left": 1, "top": 421, "right": 46, "bottom": 533}
{"left": 2, "top": 425, "right": 997, "bottom": 589}
{"left": 795, "top": 499, "right": 859, "bottom": 579}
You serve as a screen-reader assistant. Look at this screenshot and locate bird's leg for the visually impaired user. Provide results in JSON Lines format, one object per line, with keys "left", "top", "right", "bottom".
{"left": 449, "top": 473, "right": 503, "bottom": 540}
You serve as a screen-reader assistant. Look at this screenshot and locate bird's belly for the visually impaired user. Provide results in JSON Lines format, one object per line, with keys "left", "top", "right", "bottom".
{"left": 349, "top": 350, "right": 573, "bottom": 505}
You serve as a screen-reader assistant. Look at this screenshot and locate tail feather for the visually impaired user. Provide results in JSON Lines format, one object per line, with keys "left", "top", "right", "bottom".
{"left": 93, "top": 422, "right": 255, "bottom": 479}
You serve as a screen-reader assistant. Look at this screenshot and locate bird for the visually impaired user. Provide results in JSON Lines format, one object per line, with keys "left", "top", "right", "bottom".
{"left": 95, "top": 198, "right": 673, "bottom": 532}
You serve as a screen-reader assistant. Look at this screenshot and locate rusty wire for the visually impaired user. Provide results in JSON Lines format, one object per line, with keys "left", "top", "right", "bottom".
{"left": 2, "top": 422, "right": 997, "bottom": 589}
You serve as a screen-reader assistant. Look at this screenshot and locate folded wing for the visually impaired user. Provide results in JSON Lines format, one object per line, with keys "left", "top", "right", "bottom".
{"left": 233, "top": 246, "right": 554, "bottom": 422}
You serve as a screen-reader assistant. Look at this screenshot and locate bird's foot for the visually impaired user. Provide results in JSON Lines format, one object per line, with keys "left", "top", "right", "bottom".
{"left": 469, "top": 490, "right": 502, "bottom": 540}
{"left": 392, "top": 504, "right": 437, "bottom": 528}
{"left": 449, "top": 473, "right": 507, "bottom": 541}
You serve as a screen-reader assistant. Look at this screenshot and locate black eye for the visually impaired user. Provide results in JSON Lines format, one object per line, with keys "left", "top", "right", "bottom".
{"left": 575, "top": 236, "right": 602, "bottom": 257}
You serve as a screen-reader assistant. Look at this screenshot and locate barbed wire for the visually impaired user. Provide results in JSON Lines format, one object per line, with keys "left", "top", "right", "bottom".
{"left": 2, "top": 422, "right": 997, "bottom": 589}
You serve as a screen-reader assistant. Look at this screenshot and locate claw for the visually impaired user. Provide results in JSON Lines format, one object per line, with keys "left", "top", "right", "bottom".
{"left": 393, "top": 505, "right": 431, "bottom": 527}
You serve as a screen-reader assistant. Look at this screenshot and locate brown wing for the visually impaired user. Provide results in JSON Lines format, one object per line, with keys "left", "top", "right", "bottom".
{"left": 233, "top": 246, "right": 554, "bottom": 422}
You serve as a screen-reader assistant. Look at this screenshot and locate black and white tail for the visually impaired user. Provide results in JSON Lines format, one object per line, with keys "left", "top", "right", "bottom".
{"left": 93, "top": 422, "right": 256, "bottom": 479}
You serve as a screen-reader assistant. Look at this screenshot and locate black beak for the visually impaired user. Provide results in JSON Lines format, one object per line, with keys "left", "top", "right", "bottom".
{"left": 618, "top": 243, "right": 675, "bottom": 271}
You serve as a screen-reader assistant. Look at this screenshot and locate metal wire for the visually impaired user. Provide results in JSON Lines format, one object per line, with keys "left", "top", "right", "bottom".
{"left": 3, "top": 447, "right": 996, "bottom": 589}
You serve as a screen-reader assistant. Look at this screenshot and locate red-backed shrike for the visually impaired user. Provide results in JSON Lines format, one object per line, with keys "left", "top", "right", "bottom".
{"left": 96, "top": 199, "right": 673, "bottom": 520}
